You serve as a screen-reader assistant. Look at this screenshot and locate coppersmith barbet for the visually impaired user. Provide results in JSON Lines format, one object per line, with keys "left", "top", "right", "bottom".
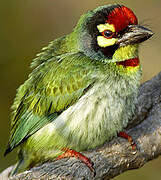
{"left": 4, "top": 4, "right": 153, "bottom": 174}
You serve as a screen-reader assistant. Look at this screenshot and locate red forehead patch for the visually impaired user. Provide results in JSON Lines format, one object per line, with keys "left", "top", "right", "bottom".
{"left": 106, "top": 6, "right": 138, "bottom": 32}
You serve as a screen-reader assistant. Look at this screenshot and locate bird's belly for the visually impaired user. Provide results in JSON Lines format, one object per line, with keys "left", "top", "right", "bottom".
{"left": 31, "top": 83, "right": 136, "bottom": 152}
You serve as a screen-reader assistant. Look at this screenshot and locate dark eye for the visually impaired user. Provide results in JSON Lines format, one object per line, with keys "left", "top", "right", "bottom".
{"left": 102, "top": 30, "right": 114, "bottom": 39}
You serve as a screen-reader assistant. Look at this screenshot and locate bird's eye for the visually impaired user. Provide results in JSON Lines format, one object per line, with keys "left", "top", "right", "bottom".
{"left": 102, "top": 30, "right": 114, "bottom": 39}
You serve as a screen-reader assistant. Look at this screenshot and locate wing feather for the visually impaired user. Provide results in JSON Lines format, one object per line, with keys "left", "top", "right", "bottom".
{"left": 5, "top": 52, "right": 95, "bottom": 155}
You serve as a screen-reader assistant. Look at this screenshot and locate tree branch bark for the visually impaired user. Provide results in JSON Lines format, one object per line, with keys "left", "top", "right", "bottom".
{"left": 1, "top": 71, "right": 161, "bottom": 180}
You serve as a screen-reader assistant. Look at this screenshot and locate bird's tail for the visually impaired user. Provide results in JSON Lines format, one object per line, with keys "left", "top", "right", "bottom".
{"left": 10, "top": 150, "right": 32, "bottom": 177}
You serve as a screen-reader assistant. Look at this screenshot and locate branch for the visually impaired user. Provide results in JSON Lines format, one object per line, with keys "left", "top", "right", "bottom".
{"left": 1, "top": 72, "right": 161, "bottom": 180}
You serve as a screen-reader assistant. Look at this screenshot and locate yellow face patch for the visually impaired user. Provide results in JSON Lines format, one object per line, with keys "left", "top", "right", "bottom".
{"left": 97, "top": 36, "right": 117, "bottom": 47}
{"left": 97, "top": 23, "right": 115, "bottom": 33}
{"left": 97, "top": 23, "right": 117, "bottom": 47}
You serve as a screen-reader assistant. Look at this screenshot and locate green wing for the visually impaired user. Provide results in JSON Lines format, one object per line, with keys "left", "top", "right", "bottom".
{"left": 30, "top": 35, "right": 68, "bottom": 68}
{"left": 5, "top": 52, "right": 95, "bottom": 155}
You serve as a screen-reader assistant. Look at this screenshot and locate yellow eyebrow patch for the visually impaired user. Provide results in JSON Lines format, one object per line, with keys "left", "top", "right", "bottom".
{"left": 97, "top": 23, "right": 115, "bottom": 33}
{"left": 97, "top": 36, "right": 117, "bottom": 47}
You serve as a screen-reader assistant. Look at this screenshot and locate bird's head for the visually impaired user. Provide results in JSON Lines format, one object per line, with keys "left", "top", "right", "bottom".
{"left": 73, "top": 4, "right": 153, "bottom": 67}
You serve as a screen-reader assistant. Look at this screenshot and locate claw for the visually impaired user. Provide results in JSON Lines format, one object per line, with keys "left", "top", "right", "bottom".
{"left": 56, "top": 148, "right": 96, "bottom": 175}
{"left": 118, "top": 131, "right": 136, "bottom": 150}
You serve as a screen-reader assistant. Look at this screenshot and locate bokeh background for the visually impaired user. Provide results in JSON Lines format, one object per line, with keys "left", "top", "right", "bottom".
{"left": 0, "top": 0, "right": 161, "bottom": 179}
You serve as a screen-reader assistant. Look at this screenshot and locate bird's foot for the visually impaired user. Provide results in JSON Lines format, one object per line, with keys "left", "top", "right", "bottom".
{"left": 118, "top": 131, "right": 136, "bottom": 150}
{"left": 56, "top": 148, "right": 95, "bottom": 175}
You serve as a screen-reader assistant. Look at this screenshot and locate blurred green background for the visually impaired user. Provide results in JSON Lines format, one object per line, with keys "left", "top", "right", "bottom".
{"left": 0, "top": 0, "right": 161, "bottom": 179}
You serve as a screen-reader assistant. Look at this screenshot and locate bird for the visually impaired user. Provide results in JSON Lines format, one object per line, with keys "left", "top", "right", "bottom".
{"left": 4, "top": 4, "right": 153, "bottom": 175}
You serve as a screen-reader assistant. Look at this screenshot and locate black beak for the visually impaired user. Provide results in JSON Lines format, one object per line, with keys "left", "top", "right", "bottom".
{"left": 117, "top": 25, "right": 154, "bottom": 47}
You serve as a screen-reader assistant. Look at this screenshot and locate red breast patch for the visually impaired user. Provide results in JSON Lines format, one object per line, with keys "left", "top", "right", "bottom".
{"left": 116, "top": 58, "right": 140, "bottom": 67}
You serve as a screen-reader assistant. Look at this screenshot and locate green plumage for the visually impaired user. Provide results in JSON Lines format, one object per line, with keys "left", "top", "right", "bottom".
{"left": 5, "top": 4, "right": 153, "bottom": 175}
{"left": 9, "top": 53, "right": 95, "bottom": 151}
